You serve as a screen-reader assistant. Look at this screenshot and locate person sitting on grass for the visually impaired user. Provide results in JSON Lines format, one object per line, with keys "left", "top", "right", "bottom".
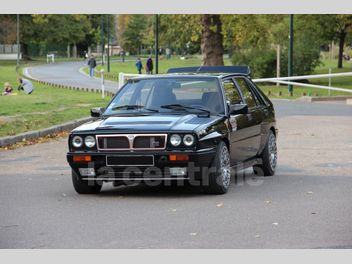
{"left": 2, "top": 82, "right": 13, "bottom": 96}
{"left": 17, "top": 78, "right": 34, "bottom": 95}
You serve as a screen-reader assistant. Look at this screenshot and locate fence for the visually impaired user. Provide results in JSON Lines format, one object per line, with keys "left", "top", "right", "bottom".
{"left": 0, "top": 44, "right": 19, "bottom": 54}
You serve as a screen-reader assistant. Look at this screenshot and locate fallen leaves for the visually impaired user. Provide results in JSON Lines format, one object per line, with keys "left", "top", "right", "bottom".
{"left": 216, "top": 202, "right": 224, "bottom": 208}
{"left": 0, "top": 131, "right": 69, "bottom": 151}
{"left": 189, "top": 232, "right": 197, "bottom": 236}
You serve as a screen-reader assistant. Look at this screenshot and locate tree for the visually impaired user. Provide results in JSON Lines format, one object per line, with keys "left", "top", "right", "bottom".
{"left": 201, "top": 14, "right": 224, "bottom": 66}
{"left": 324, "top": 15, "right": 352, "bottom": 68}
{"left": 159, "top": 15, "right": 202, "bottom": 54}
{"left": 121, "top": 15, "right": 148, "bottom": 54}
{"left": 226, "top": 15, "right": 329, "bottom": 78}
{"left": 0, "top": 15, "right": 17, "bottom": 44}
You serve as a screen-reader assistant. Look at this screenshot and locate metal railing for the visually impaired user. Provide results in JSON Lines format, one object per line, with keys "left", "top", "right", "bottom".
{"left": 252, "top": 72, "right": 352, "bottom": 93}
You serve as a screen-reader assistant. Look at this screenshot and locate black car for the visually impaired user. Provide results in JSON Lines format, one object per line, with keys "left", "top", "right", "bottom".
{"left": 67, "top": 66, "right": 277, "bottom": 195}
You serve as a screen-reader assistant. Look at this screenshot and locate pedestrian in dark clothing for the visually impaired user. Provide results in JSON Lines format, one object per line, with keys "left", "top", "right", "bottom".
{"left": 87, "top": 55, "right": 97, "bottom": 78}
{"left": 135, "top": 58, "right": 143, "bottom": 74}
{"left": 146, "top": 56, "right": 153, "bottom": 74}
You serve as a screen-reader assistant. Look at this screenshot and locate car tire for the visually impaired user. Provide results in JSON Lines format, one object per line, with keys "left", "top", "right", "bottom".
{"left": 72, "top": 169, "right": 102, "bottom": 194}
{"left": 203, "top": 141, "right": 231, "bottom": 194}
{"left": 253, "top": 130, "right": 277, "bottom": 176}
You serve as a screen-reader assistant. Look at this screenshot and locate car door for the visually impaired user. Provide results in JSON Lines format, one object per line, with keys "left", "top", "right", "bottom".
{"left": 222, "top": 78, "right": 252, "bottom": 164}
{"left": 233, "top": 77, "right": 264, "bottom": 160}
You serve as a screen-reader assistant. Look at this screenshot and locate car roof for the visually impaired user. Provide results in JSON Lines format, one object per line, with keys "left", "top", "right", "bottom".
{"left": 129, "top": 73, "right": 249, "bottom": 81}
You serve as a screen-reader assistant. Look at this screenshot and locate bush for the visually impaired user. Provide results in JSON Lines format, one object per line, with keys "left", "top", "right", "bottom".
{"left": 232, "top": 47, "right": 277, "bottom": 78}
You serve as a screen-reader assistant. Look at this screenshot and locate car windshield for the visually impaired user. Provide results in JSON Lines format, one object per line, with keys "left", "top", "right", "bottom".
{"left": 104, "top": 77, "right": 225, "bottom": 116}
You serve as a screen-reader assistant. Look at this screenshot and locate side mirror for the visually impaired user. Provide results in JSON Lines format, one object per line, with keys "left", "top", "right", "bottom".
{"left": 90, "top": 107, "right": 105, "bottom": 118}
{"left": 229, "top": 104, "right": 248, "bottom": 115}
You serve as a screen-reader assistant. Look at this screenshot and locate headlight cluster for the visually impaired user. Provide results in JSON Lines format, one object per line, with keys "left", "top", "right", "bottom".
{"left": 72, "top": 135, "right": 96, "bottom": 148}
{"left": 169, "top": 134, "right": 195, "bottom": 147}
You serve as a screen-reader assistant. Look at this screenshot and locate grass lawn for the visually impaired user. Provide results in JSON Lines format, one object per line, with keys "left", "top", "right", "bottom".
{"left": 0, "top": 61, "right": 110, "bottom": 137}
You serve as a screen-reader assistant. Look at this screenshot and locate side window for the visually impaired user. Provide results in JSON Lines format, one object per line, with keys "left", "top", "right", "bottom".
{"left": 235, "top": 78, "right": 257, "bottom": 108}
{"left": 222, "top": 79, "right": 243, "bottom": 104}
{"left": 247, "top": 80, "right": 269, "bottom": 106}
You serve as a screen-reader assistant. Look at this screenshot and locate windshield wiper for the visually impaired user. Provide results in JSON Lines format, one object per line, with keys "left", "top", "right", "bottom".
{"left": 160, "top": 104, "right": 211, "bottom": 116}
{"left": 111, "top": 104, "right": 158, "bottom": 112}
{"left": 112, "top": 104, "right": 143, "bottom": 110}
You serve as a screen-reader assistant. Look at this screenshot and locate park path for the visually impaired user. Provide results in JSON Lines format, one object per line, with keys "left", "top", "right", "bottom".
{"left": 25, "top": 61, "right": 120, "bottom": 93}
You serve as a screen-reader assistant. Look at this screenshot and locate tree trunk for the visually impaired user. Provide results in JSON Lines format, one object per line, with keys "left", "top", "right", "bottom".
{"left": 201, "top": 15, "right": 224, "bottom": 66}
{"left": 67, "top": 44, "right": 71, "bottom": 58}
{"left": 73, "top": 43, "right": 77, "bottom": 58}
{"left": 338, "top": 31, "right": 346, "bottom": 68}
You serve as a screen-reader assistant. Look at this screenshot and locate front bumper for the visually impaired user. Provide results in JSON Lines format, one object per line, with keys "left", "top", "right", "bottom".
{"left": 67, "top": 148, "right": 216, "bottom": 181}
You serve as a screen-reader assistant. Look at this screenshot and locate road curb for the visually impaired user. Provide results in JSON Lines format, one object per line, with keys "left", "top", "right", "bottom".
{"left": 0, "top": 117, "right": 92, "bottom": 147}
{"left": 297, "top": 95, "right": 352, "bottom": 103}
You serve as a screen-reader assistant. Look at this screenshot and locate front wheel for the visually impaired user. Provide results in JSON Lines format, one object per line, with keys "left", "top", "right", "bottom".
{"left": 72, "top": 169, "right": 102, "bottom": 194}
{"left": 203, "top": 141, "right": 231, "bottom": 194}
{"left": 253, "top": 130, "right": 277, "bottom": 176}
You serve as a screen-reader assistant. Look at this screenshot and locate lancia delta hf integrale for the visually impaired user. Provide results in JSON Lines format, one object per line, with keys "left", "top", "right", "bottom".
{"left": 67, "top": 66, "right": 278, "bottom": 194}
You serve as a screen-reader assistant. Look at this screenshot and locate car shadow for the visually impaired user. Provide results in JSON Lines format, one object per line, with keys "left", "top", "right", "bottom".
{"left": 97, "top": 170, "right": 263, "bottom": 198}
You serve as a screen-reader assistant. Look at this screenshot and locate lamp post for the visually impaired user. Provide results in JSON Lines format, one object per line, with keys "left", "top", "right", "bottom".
{"left": 107, "top": 15, "right": 110, "bottom": 73}
{"left": 101, "top": 15, "right": 105, "bottom": 66}
{"left": 288, "top": 14, "right": 294, "bottom": 96}
{"left": 155, "top": 14, "right": 159, "bottom": 74}
{"left": 16, "top": 14, "right": 20, "bottom": 67}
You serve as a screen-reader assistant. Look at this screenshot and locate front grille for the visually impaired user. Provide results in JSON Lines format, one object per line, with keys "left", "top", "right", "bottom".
{"left": 96, "top": 134, "right": 167, "bottom": 151}
{"left": 97, "top": 136, "right": 129, "bottom": 149}
{"left": 133, "top": 135, "right": 166, "bottom": 149}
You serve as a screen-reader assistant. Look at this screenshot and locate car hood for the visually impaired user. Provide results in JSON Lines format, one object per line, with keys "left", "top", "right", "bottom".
{"left": 72, "top": 114, "right": 223, "bottom": 133}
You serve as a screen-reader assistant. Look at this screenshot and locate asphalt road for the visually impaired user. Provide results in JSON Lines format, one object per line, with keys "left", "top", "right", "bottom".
{"left": 1, "top": 100, "right": 352, "bottom": 249}
{"left": 25, "top": 61, "right": 120, "bottom": 93}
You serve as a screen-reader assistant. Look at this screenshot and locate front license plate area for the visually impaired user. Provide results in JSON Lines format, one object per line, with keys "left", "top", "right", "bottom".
{"left": 106, "top": 155, "right": 154, "bottom": 167}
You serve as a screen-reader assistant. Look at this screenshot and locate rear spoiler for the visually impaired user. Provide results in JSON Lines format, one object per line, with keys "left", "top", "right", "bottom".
{"left": 167, "top": 66, "right": 251, "bottom": 75}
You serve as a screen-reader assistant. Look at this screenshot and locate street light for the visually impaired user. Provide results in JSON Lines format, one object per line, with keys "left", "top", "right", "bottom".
{"left": 107, "top": 15, "right": 110, "bottom": 73}
{"left": 155, "top": 14, "right": 159, "bottom": 74}
{"left": 288, "top": 14, "right": 294, "bottom": 96}
{"left": 16, "top": 14, "right": 20, "bottom": 67}
{"left": 101, "top": 15, "right": 105, "bottom": 66}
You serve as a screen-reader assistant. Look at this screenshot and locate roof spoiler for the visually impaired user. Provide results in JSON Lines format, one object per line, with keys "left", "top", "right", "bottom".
{"left": 167, "top": 66, "right": 251, "bottom": 75}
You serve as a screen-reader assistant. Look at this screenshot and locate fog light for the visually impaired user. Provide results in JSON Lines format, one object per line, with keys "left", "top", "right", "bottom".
{"left": 79, "top": 168, "right": 96, "bottom": 177}
{"left": 169, "top": 167, "right": 187, "bottom": 176}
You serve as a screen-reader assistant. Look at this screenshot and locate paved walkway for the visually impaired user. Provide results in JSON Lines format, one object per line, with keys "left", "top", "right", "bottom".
{"left": 25, "top": 61, "right": 119, "bottom": 93}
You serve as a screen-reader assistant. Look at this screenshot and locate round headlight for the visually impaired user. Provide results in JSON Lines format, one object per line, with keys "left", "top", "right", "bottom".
{"left": 170, "top": 134, "right": 182, "bottom": 146}
{"left": 183, "top": 134, "right": 195, "bottom": 146}
{"left": 84, "top": 136, "right": 96, "bottom": 148}
{"left": 72, "top": 136, "right": 83, "bottom": 148}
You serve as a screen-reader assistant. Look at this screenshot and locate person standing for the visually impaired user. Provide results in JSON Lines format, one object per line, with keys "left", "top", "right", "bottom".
{"left": 87, "top": 55, "right": 97, "bottom": 78}
{"left": 17, "top": 78, "right": 34, "bottom": 94}
{"left": 135, "top": 58, "right": 143, "bottom": 74}
{"left": 145, "top": 56, "right": 153, "bottom": 74}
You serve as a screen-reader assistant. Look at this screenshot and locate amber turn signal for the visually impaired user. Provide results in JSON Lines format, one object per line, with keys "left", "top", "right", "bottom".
{"left": 73, "top": 155, "right": 92, "bottom": 162}
{"left": 169, "top": 154, "right": 189, "bottom": 161}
